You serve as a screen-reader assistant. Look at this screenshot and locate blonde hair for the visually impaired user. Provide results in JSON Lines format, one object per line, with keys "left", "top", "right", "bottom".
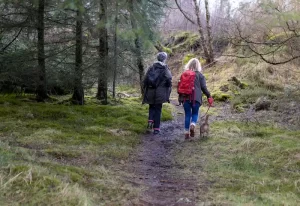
{"left": 184, "top": 58, "right": 202, "bottom": 72}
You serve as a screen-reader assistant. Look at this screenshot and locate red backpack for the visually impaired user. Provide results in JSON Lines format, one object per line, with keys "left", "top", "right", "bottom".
{"left": 177, "top": 70, "right": 196, "bottom": 95}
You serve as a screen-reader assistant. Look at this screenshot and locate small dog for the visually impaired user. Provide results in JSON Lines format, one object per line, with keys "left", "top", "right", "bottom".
{"left": 200, "top": 115, "right": 210, "bottom": 138}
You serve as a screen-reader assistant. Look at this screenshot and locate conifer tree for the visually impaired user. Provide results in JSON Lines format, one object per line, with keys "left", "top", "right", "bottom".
{"left": 72, "top": 0, "right": 84, "bottom": 105}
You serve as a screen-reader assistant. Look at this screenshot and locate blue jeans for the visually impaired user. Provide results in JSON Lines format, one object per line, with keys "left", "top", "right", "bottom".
{"left": 183, "top": 101, "right": 200, "bottom": 131}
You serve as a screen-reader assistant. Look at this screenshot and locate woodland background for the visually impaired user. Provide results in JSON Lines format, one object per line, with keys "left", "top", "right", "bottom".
{"left": 0, "top": 0, "right": 300, "bottom": 205}
{"left": 1, "top": 0, "right": 299, "bottom": 103}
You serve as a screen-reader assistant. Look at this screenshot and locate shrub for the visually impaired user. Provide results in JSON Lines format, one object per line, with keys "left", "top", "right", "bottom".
{"left": 231, "top": 87, "right": 277, "bottom": 107}
{"left": 182, "top": 53, "right": 196, "bottom": 65}
{"left": 212, "top": 91, "right": 232, "bottom": 102}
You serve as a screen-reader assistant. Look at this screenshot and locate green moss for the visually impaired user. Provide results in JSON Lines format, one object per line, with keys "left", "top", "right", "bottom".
{"left": 199, "top": 57, "right": 206, "bottom": 65}
{"left": 171, "top": 32, "right": 200, "bottom": 52}
{"left": 234, "top": 104, "right": 245, "bottom": 113}
{"left": 229, "top": 76, "right": 248, "bottom": 89}
{"left": 181, "top": 53, "right": 206, "bottom": 66}
{"left": 182, "top": 53, "right": 196, "bottom": 64}
{"left": 174, "top": 31, "right": 190, "bottom": 42}
{"left": 0, "top": 94, "right": 158, "bottom": 204}
{"left": 212, "top": 91, "right": 232, "bottom": 102}
{"left": 175, "top": 121, "right": 300, "bottom": 205}
{"left": 187, "top": 34, "right": 198, "bottom": 44}
{"left": 268, "top": 32, "right": 294, "bottom": 42}
{"left": 0, "top": 146, "right": 14, "bottom": 167}
{"left": 231, "top": 87, "right": 277, "bottom": 107}
{"left": 162, "top": 46, "right": 172, "bottom": 55}
{"left": 240, "top": 82, "right": 248, "bottom": 89}
{"left": 161, "top": 104, "right": 173, "bottom": 121}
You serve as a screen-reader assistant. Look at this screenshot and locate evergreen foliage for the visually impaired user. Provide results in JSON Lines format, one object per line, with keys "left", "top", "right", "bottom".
{"left": 0, "top": 0, "right": 168, "bottom": 103}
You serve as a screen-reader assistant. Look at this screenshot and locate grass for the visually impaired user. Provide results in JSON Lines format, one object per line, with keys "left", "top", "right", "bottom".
{"left": 176, "top": 121, "right": 300, "bottom": 205}
{"left": 231, "top": 87, "right": 277, "bottom": 108}
{"left": 169, "top": 32, "right": 300, "bottom": 204}
{"left": 190, "top": 56, "right": 300, "bottom": 204}
{"left": 0, "top": 94, "right": 172, "bottom": 205}
{"left": 169, "top": 50, "right": 300, "bottom": 204}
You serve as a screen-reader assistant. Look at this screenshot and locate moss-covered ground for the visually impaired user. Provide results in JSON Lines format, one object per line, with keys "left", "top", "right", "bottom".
{"left": 0, "top": 94, "right": 172, "bottom": 205}
{"left": 176, "top": 121, "right": 300, "bottom": 205}
{"left": 2, "top": 34, "right": 300, "bottom": 205}
{"left": 152, "top": 29, "right": 300, "bottom": 204}
{"left": 171, "top": 54, "right": 300, "bottom": 205}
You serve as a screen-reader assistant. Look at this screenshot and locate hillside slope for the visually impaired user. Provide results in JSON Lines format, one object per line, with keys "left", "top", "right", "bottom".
{"left": 165, "top": 31, "right": 300, "bottom": 130}
{"left": 161, "top": 32, "right": 300, "bottom": 205}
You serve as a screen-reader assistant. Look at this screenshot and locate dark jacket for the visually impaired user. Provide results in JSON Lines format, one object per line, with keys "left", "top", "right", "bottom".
{"left": 178, "top": 71, "right": 211, "bottom": 105}
{"left": 143, "top": 62, "right": 172, "bottom": 104}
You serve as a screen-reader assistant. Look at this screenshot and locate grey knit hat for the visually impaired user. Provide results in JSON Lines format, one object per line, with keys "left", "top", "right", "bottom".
{"left": 157, "top": 52, "right": 168, "bottom": 62}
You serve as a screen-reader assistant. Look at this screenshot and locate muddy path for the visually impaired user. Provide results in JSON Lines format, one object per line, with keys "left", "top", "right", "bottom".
{"left": 122, "top": 92, "right": 300, "bottom": 205}
{"left": 123, "top": 100, "right": 255, "bottom": 205}
{"left": 125, "top": 101, "right": 208, "bottom": 205}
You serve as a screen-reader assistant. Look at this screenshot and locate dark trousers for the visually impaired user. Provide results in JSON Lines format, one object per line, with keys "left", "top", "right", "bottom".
{"left": 148, "top": 104, "right": 162, "bottom": 130}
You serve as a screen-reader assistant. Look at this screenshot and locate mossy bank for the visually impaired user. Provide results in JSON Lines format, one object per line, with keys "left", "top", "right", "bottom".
{"left": 0, "top": 95, "right": 172, "bottom": 205}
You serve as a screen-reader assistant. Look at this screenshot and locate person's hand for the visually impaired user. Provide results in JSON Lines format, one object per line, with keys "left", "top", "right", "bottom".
{"left": 208, "top": 97, "right": 214, "bottom": 107}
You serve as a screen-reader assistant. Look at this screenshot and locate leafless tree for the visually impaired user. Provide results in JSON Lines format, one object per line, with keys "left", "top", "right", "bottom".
{"left": 174, "top": 0, "right": 214, "bottom": 63}
{"left": 225, "top": 1, "right": 300, "bottom": 65}
{"left": 192, "top": 0, "right": 210, "bottom": 61}
{"left": 204, "top": 0, "right": 214, "bottom": 62}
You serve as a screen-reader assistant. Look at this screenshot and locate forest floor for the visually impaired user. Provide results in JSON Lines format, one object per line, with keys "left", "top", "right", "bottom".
{"left": 1, "top": 49, "right": 300, "bottom": 204}
{"left": 0, "top": 96, "right": 173, "bottom": 205}
{"left": 120, "top": 48, "right": 300, "bottom": 204}
{"left": 124, "top": 100, "right": 201, "bottom": 205}
{"left": 0, "top": 89, "right": 299, "bottom": 205}
{"left": 123, "top": 95, "right": 300, "bottom": 205}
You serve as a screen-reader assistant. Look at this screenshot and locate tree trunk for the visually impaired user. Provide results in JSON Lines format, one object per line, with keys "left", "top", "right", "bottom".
{"left": 72, "top": 8, "right": 84, "bottom": 105}
{"left": 192, "top": 0, "right": 210, "bottom": 63}
{"left": 112, "top": 0, "right": 118, "bottom": 99}
{"left": 36, "top": 0, "right": 48, "bottom": 101}
{"left": 97, "top": 0, "right": 108, "bottom": 104}
{"left": 129, "top": 0, "right": 144, "bottom": 95}
{"left": 204, "top": 0, "right": 214, "bottom": 62}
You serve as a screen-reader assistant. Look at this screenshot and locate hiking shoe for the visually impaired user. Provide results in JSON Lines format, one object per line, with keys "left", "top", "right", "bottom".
{"left": 190, "top": 123, "right": 195, "bottom": 137}
{"left": 153, "top": 130, "right": 160, "bottom": 135}
{"left": 147, "top": 121, "right": 153, "bottom": 133}
{"left": 185, "top": 133, "right": 190, "bottom": 140}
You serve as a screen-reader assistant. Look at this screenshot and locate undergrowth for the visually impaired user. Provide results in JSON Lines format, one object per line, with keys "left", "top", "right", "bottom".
{"left": 0, "top": 94, "right": 172, "bottom": 205}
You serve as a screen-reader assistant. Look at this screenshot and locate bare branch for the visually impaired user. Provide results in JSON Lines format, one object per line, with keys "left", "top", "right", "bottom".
{"left": 247, "top": 44, "right": 300, "bottom": 65}
{"left": 174, "top": 0, "right": 195, "bottom": 25}
{"left": 1, "top": 27, "right": 23, "bottom": 52}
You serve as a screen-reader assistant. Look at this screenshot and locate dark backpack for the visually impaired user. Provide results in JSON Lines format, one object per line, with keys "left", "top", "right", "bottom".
{"left": 144, "top": 66, "right": 165, "bottom": 89}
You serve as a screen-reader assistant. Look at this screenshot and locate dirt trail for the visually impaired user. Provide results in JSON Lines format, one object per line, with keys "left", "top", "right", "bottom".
{"left": 125, "top": 101, "right": 207, "bottom": 205}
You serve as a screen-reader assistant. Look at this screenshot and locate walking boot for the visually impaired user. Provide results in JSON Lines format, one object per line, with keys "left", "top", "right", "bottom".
{"left": 190, "top": 123, "right": 196, "bottom": 137}
{"left": 147, "top": 121, "right": 153, "bottom": 133}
